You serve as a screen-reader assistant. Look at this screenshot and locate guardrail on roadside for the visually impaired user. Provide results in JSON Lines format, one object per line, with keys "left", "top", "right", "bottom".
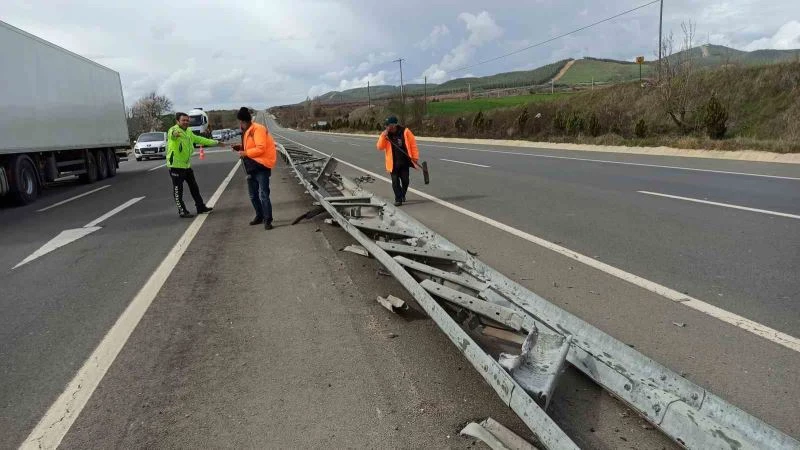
{"left": 270, "top": 129, "right": 799, "bottom": 450}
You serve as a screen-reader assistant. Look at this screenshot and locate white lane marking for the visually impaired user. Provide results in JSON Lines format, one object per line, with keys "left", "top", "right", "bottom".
{"left": 275, "top": 133, "right": 800, "bottom": 353}
{"left": 349, "top": 142, "right": 360, "bottom": 147}
{"left": 15, "top": 197, "right": 145, "bottom": 269}
{"left": 440, "top": 158, "right": 491, "bottom": 168}
{"left": 20, "top": 160, "right": 241, "bottom": 450}
{"left": 84, "top": 197, "right": 145, "bottom": 227}
{"left": 639, "top": 191, "right": 800, "bottom": 220}
{"left": 36, "top": 185, "right": 110, "bottom": 212}
{"left": 424, "top": 144, "right": 800, "bottom": 181}
{"left": 13, "top": 227, "right": 102, "bottom": 269}
{"left": 147, "top": 163, "right": 167, "bottom": 172}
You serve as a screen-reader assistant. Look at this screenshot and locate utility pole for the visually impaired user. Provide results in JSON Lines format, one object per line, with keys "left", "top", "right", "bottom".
{"left": 551, "top": 79, "right": 554, "bottom": 94}
{"left": 658, "top": 0, "right": 664, "bottom": 78}
{"left": 393, "top": 58, "right": 405, "bottom": 105}
{"left": 467, "top": 83, "right": 471, "bottom": 100}
{"left": 367, "top": 81, "right": 371, "bottom": 108}
{"left": 423, "top": 76, "right": 427, "bottom": 116}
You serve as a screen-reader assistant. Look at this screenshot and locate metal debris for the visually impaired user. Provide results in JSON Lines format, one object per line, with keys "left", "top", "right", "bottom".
{"left": 342, "top": 245, "right": 369, "bottom": 257}
{"left": 460, "top": 418, "right": 539, "bottom": 450}
{"left": 377, "top": 295, "right": 406, "bottom": 313}
{"left": 275, "top": 140, "right": 799, "bottom": 450}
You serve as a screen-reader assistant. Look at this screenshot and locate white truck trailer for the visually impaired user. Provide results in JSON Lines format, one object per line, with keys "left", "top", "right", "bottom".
{"left": 0, "top": 20, "right": 130, "bottom": 205}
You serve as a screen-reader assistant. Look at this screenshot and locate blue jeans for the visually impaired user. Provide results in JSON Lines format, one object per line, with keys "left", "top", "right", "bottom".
{"left": 247, "top": 168, "right": 272, "bottom": 223}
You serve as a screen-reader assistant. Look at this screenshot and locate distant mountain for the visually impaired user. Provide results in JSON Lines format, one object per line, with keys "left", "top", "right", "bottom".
{"left": 668, "top": 44, "right": 800, "bottom": 67}
{"left": 295, "top": 45, "right": 798, "bottom": 106}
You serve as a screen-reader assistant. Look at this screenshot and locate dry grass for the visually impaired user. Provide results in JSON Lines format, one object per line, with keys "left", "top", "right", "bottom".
{"left": 272, "top": 62, "right": 800, "bottom": 152}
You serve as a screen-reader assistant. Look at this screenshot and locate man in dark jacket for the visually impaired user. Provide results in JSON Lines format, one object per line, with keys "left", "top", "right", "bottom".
{"left": 376, "top": 116, "right": 419, "bottom": 206}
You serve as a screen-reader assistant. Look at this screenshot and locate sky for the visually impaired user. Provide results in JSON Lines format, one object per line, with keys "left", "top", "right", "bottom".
{"left": 2, "top": 0, "right": 799, "bottom": 111}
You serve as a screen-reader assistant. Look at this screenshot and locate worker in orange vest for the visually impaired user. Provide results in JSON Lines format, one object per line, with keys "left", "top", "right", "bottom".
{"left": 233, "top": 107, "right": 277, "bottom": 230}
{"left": 376, "top": 116, "right": 419, "bottom": 206}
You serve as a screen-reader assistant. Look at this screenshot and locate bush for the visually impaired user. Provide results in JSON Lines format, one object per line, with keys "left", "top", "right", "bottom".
{"left": 635, "top": 118, "right": 648, "bottom": 138}
{"left": 587, "top": 112, "right": 601, "bottom": 137}
{"left": 704, "top": 94, "right": 728, "bottom": 139}
{"left": 455, "top": 117, "right": 468, "bottom": 134}
{"left": 472, "top": 111, "right": 486, "bottom": 132}
{"left": 553, "top": 110, "right": 567, "bottom": 133}
{"left": 517, "top": 108, "right": 530, "bottom": 132}
{"left": 566, "top": 113, "right": 585, "bottom": 135}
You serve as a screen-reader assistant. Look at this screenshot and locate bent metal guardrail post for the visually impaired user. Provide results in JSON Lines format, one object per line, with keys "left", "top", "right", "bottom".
{"left": 272, "top": 134, "right": 799, "bottom": 450}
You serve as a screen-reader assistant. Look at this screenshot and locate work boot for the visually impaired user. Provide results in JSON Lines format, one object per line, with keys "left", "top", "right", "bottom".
{"left": 249, "top": 216, "right": 263, "bottom": 225}
{"left": 264, "top": 221, "right": 274, "bottom": 230}
{"left": 394, "top": 200, "right": 402, "bottom": 206}
{"left": 197, "top": 205, "right": 213, "bottom": 214}
{"left": 179, "top": 211, "right": 194, "bottom": 218}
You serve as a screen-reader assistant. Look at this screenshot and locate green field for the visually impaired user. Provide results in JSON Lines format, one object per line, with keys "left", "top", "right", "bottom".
{"left": 426, "top": 93, "right": 572, "bottom": 116}
{"left": 557, "top": 59, "right": 655, "bottom": 85}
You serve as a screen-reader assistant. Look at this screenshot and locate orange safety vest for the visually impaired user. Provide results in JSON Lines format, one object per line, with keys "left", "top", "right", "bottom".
{"left": 243, "top": 122, "right": 277, "bottom": 169}
{"left": 376, "top": 127, "right": 419, "bottom": 173}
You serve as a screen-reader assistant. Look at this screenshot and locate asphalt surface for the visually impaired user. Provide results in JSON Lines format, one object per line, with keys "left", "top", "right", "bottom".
{"left": 58, "top": 161, "right": 674, "bottom": 450}
{"left": 0, "top": 148, "right": 238, "bottom": 448}
{"left": 269, "top": 124, "right": 800, "bottom": 336}
{"left": 267, "top": 121, "right": 800, "bottom": 440}
{"left": 1, "top": 124, "right": 797, "bottom": 448}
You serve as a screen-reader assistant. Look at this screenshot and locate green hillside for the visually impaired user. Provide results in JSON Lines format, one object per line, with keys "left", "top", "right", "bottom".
{"left": 557, "top": 58, "right": 654, "bottom": 85}
{"left": 296, "top": 45, "right": 799, "bottom": 106}
{"left": 434, "top": 59, "right": 570, "bottom": 92}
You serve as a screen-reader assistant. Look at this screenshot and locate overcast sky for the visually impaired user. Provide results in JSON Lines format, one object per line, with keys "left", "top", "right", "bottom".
{"left": 3, "top": 1, "right": 799, "bottom": 111}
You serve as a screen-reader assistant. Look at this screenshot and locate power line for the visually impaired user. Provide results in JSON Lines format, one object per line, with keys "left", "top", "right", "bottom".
{"left": 445, "top": 0, "right": 661, "bottom": 75}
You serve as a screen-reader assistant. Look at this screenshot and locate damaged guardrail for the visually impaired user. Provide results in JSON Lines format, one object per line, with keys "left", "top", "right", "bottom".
{"left": 272, "top": 134, "right": 799, "bottom": 450}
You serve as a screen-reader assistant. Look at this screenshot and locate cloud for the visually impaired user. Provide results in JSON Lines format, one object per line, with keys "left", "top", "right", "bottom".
{"left": 3, "top": 0, "right": 799, "bottom": 108}
{"left": 322, "top": 66, "right": 354, "bottom": 82}
{"left": 417, "top": 24, "right": 450, "bottom": 50}
{"left": 421, "top": 11, "right": 503, "bottom": 83}
{"left": 744, "top": 20, "right": 800, "bottom": 50}
{"left": 355, "top": 52, "right": 397, "bottom": 73}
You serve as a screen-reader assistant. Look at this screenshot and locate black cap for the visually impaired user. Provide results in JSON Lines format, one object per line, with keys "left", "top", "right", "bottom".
{"left": 237, "top": 107, "right": 252, "bottom": 122}
{"left": 384, "top": 115, "right": 398, "bottom": 125}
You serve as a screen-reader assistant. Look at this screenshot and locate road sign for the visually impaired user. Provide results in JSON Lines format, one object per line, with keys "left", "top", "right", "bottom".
{"left": 636, "top": 56, "right": 645, "bottom": 64}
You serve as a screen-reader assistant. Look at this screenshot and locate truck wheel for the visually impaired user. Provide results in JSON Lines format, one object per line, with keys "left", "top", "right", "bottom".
{"left": 106, "top": 150, "right": 117, "bottom": 177}
{"left": 95, "top": 150, "right": 109, "bottom": 180}
{"left": 79, "top": 151, "right": 98, "bottom": 184}
{"left": 9, "top": 155, "right": 39, "bottom": 205}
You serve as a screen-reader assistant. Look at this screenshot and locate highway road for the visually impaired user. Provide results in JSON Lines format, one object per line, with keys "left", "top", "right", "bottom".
{"left": 0, "top": 150, "right": 240, "bottom": 448}
{"left": 1, "top": 123, "right": 798, "bottom": 448}
{"left": 266, "top": 119, "right": 800, "bottom": 440}
{"left": 269, "top": 123, "right": 800, "bottom": 336}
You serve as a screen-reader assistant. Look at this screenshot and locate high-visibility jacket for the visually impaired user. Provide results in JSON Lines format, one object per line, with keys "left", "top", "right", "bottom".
{"left": 166, "top": 125, "right": 218, "bottom": 168}
{"left": 376, "top": 127, "right": 419, "bottom": 173}
{"left": 243, "top": 122, "right": 277, "bottom": 169}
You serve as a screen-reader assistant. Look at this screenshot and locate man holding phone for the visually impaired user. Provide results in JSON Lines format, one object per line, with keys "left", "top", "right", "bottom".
{"left": 232, "top": 107, "right": 277, "bottom": 230}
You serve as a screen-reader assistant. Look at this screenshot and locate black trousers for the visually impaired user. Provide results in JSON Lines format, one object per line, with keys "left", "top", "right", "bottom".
{"left": 169, "top": 168, "right": 205, "bottom": 213}
{"left": 391, "top": 165, "right": 410, "bottom": 202}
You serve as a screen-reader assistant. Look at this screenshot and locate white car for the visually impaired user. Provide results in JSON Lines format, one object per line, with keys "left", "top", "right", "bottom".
{"left": 133, "top": 132, "right": 167, "bottom": 161}
{"left": 211, "top": 130, "right": 224, "bottom": 140}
